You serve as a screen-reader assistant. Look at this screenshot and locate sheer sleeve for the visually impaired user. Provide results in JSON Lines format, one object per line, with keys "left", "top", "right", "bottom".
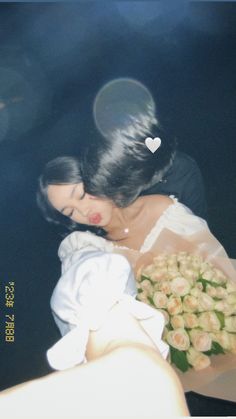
{"left": 141, "top": 197, "right": 208, "bottom": 253}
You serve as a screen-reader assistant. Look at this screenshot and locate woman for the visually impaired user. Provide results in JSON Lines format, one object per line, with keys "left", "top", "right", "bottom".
{"left": 19, "top": 152, "right": 206, "bottom": 417}
{"left": 37, "top": 155, "right": 208, "bottom": 258}
{"left": 0, "top": 250, "right": 189, "bottom": 418}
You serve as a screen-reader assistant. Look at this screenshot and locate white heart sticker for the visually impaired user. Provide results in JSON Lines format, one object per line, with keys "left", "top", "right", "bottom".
{"left": 145, "top": 137, "right": 161, "bottom": 154}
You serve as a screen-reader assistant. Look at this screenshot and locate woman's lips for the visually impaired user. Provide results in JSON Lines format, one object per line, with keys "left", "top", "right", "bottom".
{"left": 89, "top": 213, "right": 102, "bottom": 225}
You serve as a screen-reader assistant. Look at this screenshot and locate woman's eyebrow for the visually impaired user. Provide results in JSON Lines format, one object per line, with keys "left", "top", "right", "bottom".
{"left": 60, "top": 184, "right": 79, "bottom": 213}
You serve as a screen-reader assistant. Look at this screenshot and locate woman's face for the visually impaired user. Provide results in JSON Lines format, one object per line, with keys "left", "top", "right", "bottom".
{"left": 47, "top": 183, "right": 114, "bottom": 228}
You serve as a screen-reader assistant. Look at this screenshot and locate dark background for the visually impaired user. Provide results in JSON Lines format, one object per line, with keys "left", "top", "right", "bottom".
{"left": 0, "top": 2, "right": 236, "bottom": 415}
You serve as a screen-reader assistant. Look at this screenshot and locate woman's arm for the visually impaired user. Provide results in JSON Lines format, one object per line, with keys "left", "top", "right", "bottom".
{"left": 0, "top": 347, "right": 189, "bottom": 419}
{"left": 0, "top": 303, "right": 189, "bottom": 418}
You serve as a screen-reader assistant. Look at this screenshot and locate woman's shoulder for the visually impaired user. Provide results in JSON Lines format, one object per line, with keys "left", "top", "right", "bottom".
{"left": 140, "top": 194, "right": 174, "bottom": 215}
{"left": 143, "top": 194, "right": 208, "bottom": 231}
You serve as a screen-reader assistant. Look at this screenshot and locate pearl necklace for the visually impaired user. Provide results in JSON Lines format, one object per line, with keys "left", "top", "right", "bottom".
{"left": 107, "top": 226, "right": 130, "bottom": 242}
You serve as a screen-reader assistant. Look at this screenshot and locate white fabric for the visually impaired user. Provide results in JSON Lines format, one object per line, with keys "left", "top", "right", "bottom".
{"left": 47, "top": 198, "right": 207, "bottom": 370}
{"left": 140, "top": 196, "right": 207, "bottom": 253}
{"left": 47, "top": 251, "right": 168, "bottom": 370}
{"left": 58, "top": 230, "right": 114, "bottom": 274}
{"left": 57, "top": 198, "right": 208, "bottom": 261}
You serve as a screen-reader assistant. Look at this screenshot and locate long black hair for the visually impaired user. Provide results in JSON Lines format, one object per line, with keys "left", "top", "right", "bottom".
{"left": 37, "top": 156, "right": 106, "bottom": 236}
{"left": 82, "top": 112, "right": 176, "bottom": 207}
{"left": 37, "top": 113, "right": 176, "bottom": 232}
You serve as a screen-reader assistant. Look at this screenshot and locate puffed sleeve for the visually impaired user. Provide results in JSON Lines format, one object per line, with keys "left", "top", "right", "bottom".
{"left": 47, "top": 251, "right": 169, "bottom": 370}
{"left": 58, "top": 231, "right": 137, "bottom": 298}
{"left": 58, "top": 230, "right": 114, "bottom": 273}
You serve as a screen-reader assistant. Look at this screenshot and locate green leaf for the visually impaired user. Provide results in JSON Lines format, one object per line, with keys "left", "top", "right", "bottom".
{"left": 170, "top": 346, "right": 190, "bottom": 372}
{"left": 147, "top": 296, "right": 154, "bottom": 306}
{"left": 197, "top": 277, "right": 225, "bottom": 291}
{"left": 140, "top": 275, "right": 154, "bottom": 285}
{"left": 215, "top": 310, "right": 225, "bottom": 328}
{"left": 204, "top": 341, "right": 225, "bottom": 356}
{"left": 165, "top": 323, "right": 173, "bottom": 331}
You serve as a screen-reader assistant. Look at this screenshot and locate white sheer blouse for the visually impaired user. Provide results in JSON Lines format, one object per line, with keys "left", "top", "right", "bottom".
{"left": 47, "top": 198, "right": 208, "bottom": 370}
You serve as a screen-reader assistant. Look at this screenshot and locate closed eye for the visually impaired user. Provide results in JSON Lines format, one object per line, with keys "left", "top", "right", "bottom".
{"left": 62, "top": 209, "right": 74, "bottom": 218}
{"left": 68, "top": 210, "right": 74, "bottom": 218}
{"left": 62, "top": 189, "right": 86, "bottom": 218}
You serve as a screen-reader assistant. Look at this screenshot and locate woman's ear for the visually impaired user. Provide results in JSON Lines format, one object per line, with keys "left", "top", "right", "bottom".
{"left": 87, "top": 194, "right": 97, "bottom": 200}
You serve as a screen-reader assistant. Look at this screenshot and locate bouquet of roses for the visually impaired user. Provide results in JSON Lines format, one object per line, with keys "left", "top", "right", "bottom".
{"left": 136, "top": 251, "right": 236, "bottom": 372}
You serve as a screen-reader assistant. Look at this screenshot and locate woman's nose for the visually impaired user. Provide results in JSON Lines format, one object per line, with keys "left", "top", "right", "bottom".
{"left": 76, "top": 199, "right": 91, "bottom": 217}
{"left": 77, "top": 205, "right": 89, "bottom": 217}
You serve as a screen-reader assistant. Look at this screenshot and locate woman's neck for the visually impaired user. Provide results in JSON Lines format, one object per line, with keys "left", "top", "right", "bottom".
{"left": 105, "top": 198, "right": 144, "bottom": 241}
{"left": 104, "top": 195, "right": 173, "bottom": 250}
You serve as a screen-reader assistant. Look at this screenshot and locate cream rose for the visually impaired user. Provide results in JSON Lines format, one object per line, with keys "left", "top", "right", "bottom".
{"left": 190, "top": 284, "right": 203, "bottom": 298}
{"left": 170, "top": 276, "right": 191, "bottom": 297}
{"left": 198, "top": 292, "right": 214, "bottom": 311}
{"left": 190, "top": 254, "right": 203, "bottom": 270}
{"left": 213, "top": 268, "right": 227, "bottom": 283}
{"left": 202, "top": 268, "right": 224, "bottom": 284}
{"left": 189, "top": 329, "right": 212, "bottom": 352}
{"left": 153, "top": 291, "right": 168, "bottom": 309}
{"left": 153, "top": 282, "right": 160, "bottom": 292}
{"left": 201, "top": 269, "right": 215, "bottom": 280}
{"left": 139, "top": 279, "right": 153, "bottom": 295}
{"left": 182, "top": 294, "right": 198, "bottom": 313}
{"left": 167, "top": 256, "right": 178, "bottom": 270}
{"left": 151, "top": 268, "right": 168, "bottom": 282}
{"left": 198, "top": 311, "right": 221, "bottom": 332}
{"left": 166, "top": 328, "right": 190, "bottom": 351}
{"left": 167, "top": 253, "right": 177, "bottom": 263}
{"left": 177, "top": 251, "right": 188, "bottom": 261}
{"left": 170, "top": 315, "right": 185, "bottom": 329}
{"left": 179, "top": 268, "right": 198, "bottom": 282}
{"left": 158, "top": 309, "right": 170, "bottom": 325}
{"left": 168, "top": 269, "right": 180, "bottom": 279}
{"left": 214, "top": 300, "right": 235, "bottom": 315}
{"left": 153, "top": 261, "right": 166, "bottom": 269}
{"left": 215, "top": 286, "right": 228, "bottom": 299}
{"left": 200, "top": 261, "right": 213, "bottom": 274}
{"left": 162, "top": 326, "right": 169, "bottom": 341}
{"left": 139, "top": 264, "right": 154, "bottom": 277}
{"left": 224, "top": 316, "right": 236, "bottom": 332}
{"left": 137, "top": 290, "right": 149, "bottom": 304}
{"left": 153, "top": 254, "right": 167, "bottom": 265}
{"left": 210, "top": 330, "right": 231, "bottom": 351}
{"left": 187, "top": 347, "right": 211, "bottom": 371}
{"left": 226, "top": 280, "right": 236, "bottom": 293}
{"left": 159, "top": 280, "right": 171, "bottom": 295}
{"left": 226, "top": 292, "right": 236, "bottom": 305}
{"left": 178, "top": 263, "right": 188, "bottom": 274}
{"left": 166, "top": 296, "right": 183, "bottom": 315}
{"left": 206, "top": 285, "right": 217, "bottom": 298}
{"left": 183, "top": 313, "right": 199, "bottom": 329}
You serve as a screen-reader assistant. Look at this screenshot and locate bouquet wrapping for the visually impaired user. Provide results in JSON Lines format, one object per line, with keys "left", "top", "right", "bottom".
{"left": 136, "top": 249, "right": 236, "bottom": 372}
{"left": 116, "top": 227, "right": 236, "bottom": 377}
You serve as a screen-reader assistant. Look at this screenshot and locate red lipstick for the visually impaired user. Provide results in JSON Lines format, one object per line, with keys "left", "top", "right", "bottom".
{"left": 89, "top": 213, "right": 102, "bottom": 225}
